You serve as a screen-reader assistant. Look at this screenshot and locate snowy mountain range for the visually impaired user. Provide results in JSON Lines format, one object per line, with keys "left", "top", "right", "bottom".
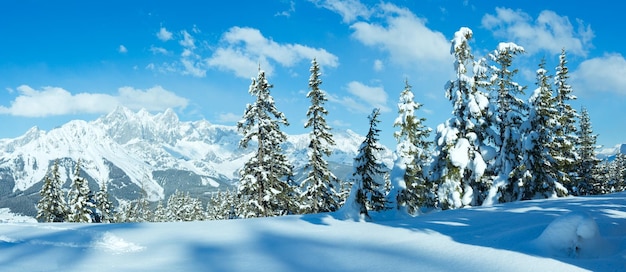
{"left": 598, "top": 143, "right": 626, "bottom": 160}
{"left": 0, "top": 106, "right": 392, "bottom": 216}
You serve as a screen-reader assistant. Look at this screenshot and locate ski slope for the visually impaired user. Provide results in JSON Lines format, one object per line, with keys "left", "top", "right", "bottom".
{"left": 1, "top": 193, "right": 625, "bottom": 271}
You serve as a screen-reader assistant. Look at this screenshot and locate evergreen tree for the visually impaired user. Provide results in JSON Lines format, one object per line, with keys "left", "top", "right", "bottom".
{"left": 133, "top": 178, "right": 152, "bottom": 222}
{"left": 67, "top": 160, "right": 94, "bottom": 223}
{"left": 36, "top": 160, "right": 68, "bottom": 222}
{"left": 609, "top": 153, "right": 626, "bottom": 192}
{"left": 94, "top": 181, "right": 113, "bottom": 223}
{"left": 431, "top": 27, "right": 492, "bottom": 209}
{"left": 488, "top": 42, "right": 527, "bottom": 203}
{"left": 390, "top": 79, "right": 432, "bottom": 214}
{"left": 349, "top": 109, "right": 388, "bottom": 218}
{"left": 575, "top": 107, "right": 601, "bottom": 195}
{"left": 517, "top": 60, "right": 566, "bottom": 200}
{"left": 553, "top": 49, "right": 579, "bottom": 192}
{"left": 167, "top": 190, "right": 206, "bottom": 222}
{"left": 153, "top": 201, "right": 167, "bottom": 222}
{"left": 302, "top": 58, "right": 340, "bottom": 214}
{"left": 237, "top": 68, "right": 295, "bottom": 218}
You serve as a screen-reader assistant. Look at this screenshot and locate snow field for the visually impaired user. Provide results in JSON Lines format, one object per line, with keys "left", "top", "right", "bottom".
{"left": 0, "top": 193, "right": 625, "bottom": 271}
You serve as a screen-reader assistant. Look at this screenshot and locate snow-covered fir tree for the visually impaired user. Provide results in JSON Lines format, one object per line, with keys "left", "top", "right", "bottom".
{"left": 553, "top": 49, "right": 579, "bottom": 192}
{"left": 237, "top": 68, "right": 296, "bottom": 218}
{"left": 94, "top": 180, "right": 113, "bottom": 223}
{"left": 348, "top": 109, "right": 388, "bottom": 218}
{"left": 67, "top": 160, "right": 95, "bottom": 223}
{"left": 516, "top": 60, "right": 567, "bottom": 200}
{"left": 302, "top": 58, "right": 340, "bottom": 214}
{"left": 389, "top": 79, "right": 432, "bottom": 214}
{"left": 36, "top": 160, "right": 68, "bottom": 222}
{"left": 167, "top": 190, "right": 205, "bottom": 222}
{"left": 610, "top": 154, "right": 626, "bottom": 192}
{"left": 488, "top": 42, "right": 527, "bottom": 203}
{"left": 575, "top": 107, "right": 601, "bottom": 195}
{"left": 431, "top": 27, "right": 492, "bottom": 209}
{"left": 152, "top": 201, "right": 168, "bottom": 222}
{"left": 206, "top": 190, "right": 237, "bottom": 220}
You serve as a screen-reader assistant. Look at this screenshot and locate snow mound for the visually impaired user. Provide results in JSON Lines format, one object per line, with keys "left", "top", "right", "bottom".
{"left": 533, "top": 212, "right": 614, "bottom": 258}
{"left": 93, "top": 232, "right": 144, "bottom": 254}
{"left": 0, "top": 208, "right": 37, "bottom": 223}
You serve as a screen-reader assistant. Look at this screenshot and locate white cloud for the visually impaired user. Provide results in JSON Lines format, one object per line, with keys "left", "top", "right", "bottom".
{"left": 350, "top": 3, "right": 451, "bottom": 66}
{"left": 482, "top": 8, "right": 594, "bottom": 56}
{"left": 310, "top": 0, "right": 371, "bottom": 23}
{"left": 0, "top": 85, "right": 188, "bottom": 117}
{"left": 347, "top": 81, "right": 389, "bottom": 111}
{"left": 117, "top": 86, "right": 189, "bottom": 111}
{"left": 118, "top": 45, "right": 128, "bottom": 53}
{"left": 571, "top": 53, "right": 626, "bottom": 96}
{"left": 180, "top": 58, "right": 207, "bottom": 77}
{"left": 331, "top": 119, "right": 351, "bottom": 128}
{"left": 373, "top": 59, "right": 384, "bottom": 71}
{"left": 217, "top": 112, "right": 241, "bottom": 123}
{"left": 179, "top": 30, "right": 195, "bottom": 49}
{"left": 328, "top": 81, "right": 389, "bottom": 113}
{"left": 275, "top": 0, "right": 296, "bottom": 17}
{"left": 157, "top": 27, "right": 173, "bottom": 41}
{"left": 150, "top": 46, "right": 170, "bottom": 55}
{"left": 207, "top": 47, "right": 271, "bottom": 78}
{"left": 207, "top": 26, "right": 338, "bottom": 78}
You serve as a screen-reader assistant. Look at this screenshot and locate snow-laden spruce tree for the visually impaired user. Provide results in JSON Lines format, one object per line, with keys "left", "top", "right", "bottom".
{"left": 486, "top": 42, "right": 527, "bottom": 204}
{"left": 302, "top": 58, "right": 340, "bottom": 214}
{"left": 516, "top": 60, "right": 567, "bottom": 200}
{"left": 389, "top": 79, "right": 432, "bottom": 214}
{"left": 575, "top": 107, "right": 601, "bottom": 195}
{"left": 36, "top": 160, "right": 68, "bottom": 222}
{"left": 340, "top": 109, "right": 387, "bottom": 219}
{"left": 345, "top": 109, "right": 388, "bottom": 218}
{"left": 237, "top": 68, "right": 296, "bottom": 218}
{"left": 431, "top": 27, "right": 492, "bottom": 209}
{"left": 67, "top": 160, "right": 95, "bottom": 223}
{"left": 152, "top": 201, "right": 167, "bottom": 222}
{"left": 206, "top": 190, "right": 234, "bottom": 220}
{"left": 553, "top": 49, "right": 579, "bottom": 192}
{"left": 167, "top": 190, "right": 205, "bottom": 221}
{"left": 610, "top": 154, "right": 626, "bottom": 192}
{"left": 94, "top": 180, "right": 112, "bottom": 223}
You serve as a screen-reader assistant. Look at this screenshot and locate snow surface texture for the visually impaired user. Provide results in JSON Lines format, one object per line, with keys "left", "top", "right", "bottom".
{"left": 1, "top": 193, "right": 625, "bottom": 271}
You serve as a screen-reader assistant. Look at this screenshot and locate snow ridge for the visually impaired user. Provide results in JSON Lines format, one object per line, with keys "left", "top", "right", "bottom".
{"left": 0, "top": 107, "right": 376, "bottom": 201}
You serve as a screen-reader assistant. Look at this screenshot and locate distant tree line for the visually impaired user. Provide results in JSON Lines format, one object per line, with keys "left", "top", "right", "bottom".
{"left": 36, "top": 27, "right": 626, "bottom": 223}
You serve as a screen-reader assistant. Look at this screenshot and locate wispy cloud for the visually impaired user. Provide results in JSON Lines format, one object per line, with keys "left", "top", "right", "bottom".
{"left": 309, "top": 0, "right": 371, "bottom": 23}
{"left": 179, "top": 30, "right": 195, "bottom": 49}
{"left": 206, "top": 26, "right": 339, "bottom": 78}
{"left": 118, "top": 45, "right": 128, "bottom": 54}
{"left": 482, "top": 8, "right": 594, "bottom": 57}
{"left": 217, "top": 112, "right": 241, "bottom": 123}
{"left": 571, "top": 53, "right": 626, "bottom": 96}
{"left": 157, "top": 27, "right": 173, "bottom": 42}
{"left": 275, "top": 0, "right": 296, "bottom": 17}
{"left": 350, "top": 3, "right": 450, "bottom": 66}
{"left": 328, "top": 81, "right": 389, "bottom": 113}
{"left": 0, "top": 85, "right": 188, "bottom": 117}
{"left": 149, "top": 25, "right": 337, "bottom": 79}
{"left": 373, "top": 59, "right": 384, "bottom": 71}
{"left": 150, "top": 46, "right": 170, "bottom": 55}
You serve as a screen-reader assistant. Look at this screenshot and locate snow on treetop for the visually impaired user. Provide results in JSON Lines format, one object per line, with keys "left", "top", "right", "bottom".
{"left": 451, "top": 27, "right": 473, "bottom": 53}
{"left": 496, "top": 42, "right": 525, "bottom": 53}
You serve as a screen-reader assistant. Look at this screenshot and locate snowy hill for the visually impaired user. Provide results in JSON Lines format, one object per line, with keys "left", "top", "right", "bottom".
{"left": 0, "top": 107, "right": 389, "bottom": 216}
{"left": 598, "top": 143, "right": 626, "bottom": 160}
{"left": 0, "top": 192, "right": 624, "bottom": 271}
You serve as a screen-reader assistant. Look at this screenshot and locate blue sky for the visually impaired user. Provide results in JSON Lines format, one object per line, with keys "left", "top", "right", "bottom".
{"left": 1, "top": 0, "right": 624, "bottom": 150}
